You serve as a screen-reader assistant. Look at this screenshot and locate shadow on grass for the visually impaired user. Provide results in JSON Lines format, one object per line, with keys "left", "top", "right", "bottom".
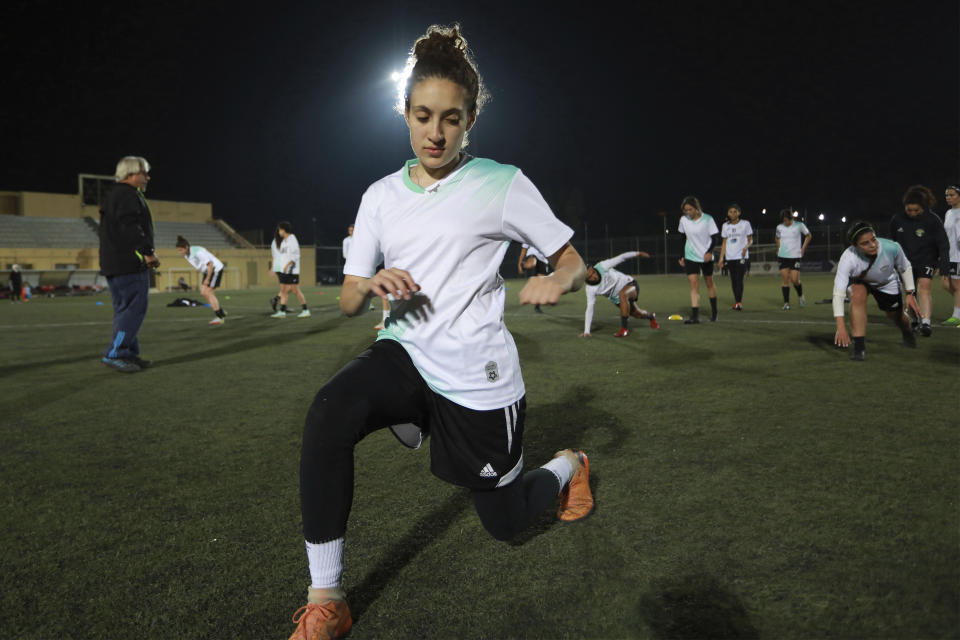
{"left": 349, "top": 490, "right": 472, "bottom": 622}
{"left": 805, "top": 332, "right": 841, "bottom": 353}
{"left": 638, "top": 573, "right": 760, "bottom": 639}
{"left": 157, "top": 315, "right": 346, "bottom": 366}
{"left": 0, "top": 353, "right": 99, "bottom": 379}
{"left": 349, "top": 385, "right": 623, "bottom": 618}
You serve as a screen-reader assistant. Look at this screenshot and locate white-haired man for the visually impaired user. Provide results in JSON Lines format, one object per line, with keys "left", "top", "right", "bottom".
{"left": 99, "top": 156, "right": 159, "bottom": 373}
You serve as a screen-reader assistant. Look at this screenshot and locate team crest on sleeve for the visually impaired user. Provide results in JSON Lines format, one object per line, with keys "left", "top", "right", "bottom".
{"left": 484, "top": 361, "right": 499, "bottom": 382}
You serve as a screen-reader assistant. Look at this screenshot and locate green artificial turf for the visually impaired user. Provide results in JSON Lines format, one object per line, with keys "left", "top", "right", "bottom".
{"left": 0, "top": 273, "right": 956, "bottom": 639}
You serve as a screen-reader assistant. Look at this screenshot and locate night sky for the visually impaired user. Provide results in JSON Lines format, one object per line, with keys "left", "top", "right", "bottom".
{"left": 2, "top": 1, "right": 957, "bottom": 245}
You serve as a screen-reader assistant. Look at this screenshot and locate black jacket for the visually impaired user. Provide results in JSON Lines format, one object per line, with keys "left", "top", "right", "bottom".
{"left": 889, "top": 210, "right": 949, "bottom": 274}
{"left": 99, "top": 183, "right": 155, "bottom": 276}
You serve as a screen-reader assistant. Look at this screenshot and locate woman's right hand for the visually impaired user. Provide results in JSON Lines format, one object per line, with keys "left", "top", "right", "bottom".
{"left": 834, "top": 324, "right": 851, "bottom": 348}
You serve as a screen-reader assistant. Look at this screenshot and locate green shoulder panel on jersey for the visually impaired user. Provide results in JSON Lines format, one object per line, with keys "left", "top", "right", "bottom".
{"left": 402, "top": 159, "right": 425, "bottom": 194}
{"left": 401, "top": 157, "right": 519, "bottom": 196}
{"left": 879, "top": 237, "right": 900, "bottom": 260}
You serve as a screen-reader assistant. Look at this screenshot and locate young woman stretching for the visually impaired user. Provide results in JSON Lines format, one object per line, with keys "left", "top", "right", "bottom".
{"left": 175, "top": 235, "right": 226, "bottom": 326}
{"left": 289, "top": 25, "right": 593, "bottom": 639}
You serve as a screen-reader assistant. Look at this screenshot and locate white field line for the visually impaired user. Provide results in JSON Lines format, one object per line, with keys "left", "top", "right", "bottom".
{"left": 1, "top": 307, "right": 840, "bottom": 330}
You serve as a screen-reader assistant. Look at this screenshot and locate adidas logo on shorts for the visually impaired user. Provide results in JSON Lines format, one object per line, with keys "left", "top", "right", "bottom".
{"left": 479, "top": 463, "right": 497, "bottom": 478}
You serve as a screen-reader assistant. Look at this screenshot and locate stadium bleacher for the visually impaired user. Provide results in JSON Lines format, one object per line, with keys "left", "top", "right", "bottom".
{"left": 0, "top": 215, "right": 243, "bottom": 250}
{"left": 152, "top": 220, "right": 241, "bottom": 249}
{"left": 0, "top": 215, "right": 99, "bottom": 248}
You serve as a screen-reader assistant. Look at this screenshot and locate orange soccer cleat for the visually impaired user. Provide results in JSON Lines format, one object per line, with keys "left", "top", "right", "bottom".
{"left": 613, "top": 328, "right": 629, "bottom": 338}
{"left": 289, "top": 598, "right": 353, "bottom": 640}
{"left": 556, "top": 449, "right": 594, "bottom": 523}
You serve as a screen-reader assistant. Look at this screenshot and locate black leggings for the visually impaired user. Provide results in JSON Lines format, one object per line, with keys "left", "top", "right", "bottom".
{"left": 727, "top": 260, "right": 746, "bottom": 303}
{"left": 300, "top": 340, "right": 561, "bottom": 543}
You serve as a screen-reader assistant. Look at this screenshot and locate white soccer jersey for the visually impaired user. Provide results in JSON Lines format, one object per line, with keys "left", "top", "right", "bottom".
{"left": 345, "top": 156, "right": 573, "bottom": 410}
{"left": 583, "top": 252, "right": 638, "bottom": 334}
{"left": 342, "top": 235, "right": 353, "bottom": 261}
{"left": 678, "top": 213, "right": 719, "bottom": 262}
{"left": 273, "top": 235, "right": 301, "bottom": 274}
{"left": 185, "top": 246, "right": 223, "bottom": 275}
{"left": 522, "top": 243, "right": 547, "bottom": 263}
{"left": 944, "top": 208, "right": 960, "bottom": 263}
{"left": 721, "top": 219, "right": 754, "bottom": 260}
{"left": 271, "top": 239, "right": 282, "bottom": 272}
{"left": 776, "top": 221, "right": 810, "bottom": 258}
{"left": 833, "top": 238, "right": 913, "bottom": 316}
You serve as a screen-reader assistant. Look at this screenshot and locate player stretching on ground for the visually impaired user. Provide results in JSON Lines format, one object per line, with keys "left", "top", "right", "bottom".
{"left": 289, "top": 24, "right": 593, "bottom": 640}
{"left": 833, "top": 221, "right": 920, "bottom": 361}
{"left": 580, "top": 251, "right": 658, "bottom": 337}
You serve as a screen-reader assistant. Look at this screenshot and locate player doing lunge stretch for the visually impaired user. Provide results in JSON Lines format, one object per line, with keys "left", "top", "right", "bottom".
{"left": 175, "top": 236, "right": 226, "bottom": 326}
{"left": 832, "top": 221, "right": 920, "bottom": 361}
{"left": 580, "top": 250, "right": 658, "bottom": 337}
{"left": 289, "top": 24, "right": 593, "bottom": 640}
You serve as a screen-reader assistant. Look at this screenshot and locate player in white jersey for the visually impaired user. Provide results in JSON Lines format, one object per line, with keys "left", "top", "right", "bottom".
{"left": 175, "top": 235, "right": 226, "bottom": 326}
{"left": 717, "top": 204, "right": 753, "bottom": 310}
{"left": 270, "top": 222, "right": 310, "bottom": 318}
{"left": 580, "top": 250, "right": 658, "bottom": 337}
{"left": 341, "top": 224, "right": 353, "bottom": 263}
{"left": 677, "top": 195, "right": 720, "bottom": 323}
{"left": 517, "top": 243, "right": 550, "bottom": 312}
{"left": 775, "top": 209, "right": 811, "bottom": 310}
{"left": 289, "top": 25, "right": 593, "bottom": 640}
{"left": 832, "top": 221, "right": 920, "bottom": 360}
{"left": 941, "top": 184, "right": 960, "bottom": 325}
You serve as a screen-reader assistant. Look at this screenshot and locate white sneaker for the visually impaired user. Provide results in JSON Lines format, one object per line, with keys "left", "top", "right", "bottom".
{"left": 799, "top": 296, "right": 806, "bottom": 307}
{"left": 298, "top": 309, "right": 311, "bottom": 318}
{"left": 783, "top": 303, "right": 791, "bottom": 311}
{"left": 373, "top": 322, "right": 385, "bottom": 330}
{"left": 270, "top": 311, "right": 286, "bottom": 318}
{"left": 209, "top": 317, "right": 224, "bottom": 325}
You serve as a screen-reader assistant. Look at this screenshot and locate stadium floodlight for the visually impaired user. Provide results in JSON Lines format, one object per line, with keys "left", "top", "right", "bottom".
{"left": 818, "top": 213, "right": 825, "bottom": 221}
{"left": 761, "top": 208, "right": 767, "bottom": 215}
{"left": 793, "top": 210, "right": 799, "bottom": 218}
{"left": 391, "top": 60, "right": 415, "bottom": 112}
{"left": 841, "top": 216, "right": 847, "bottom": 223}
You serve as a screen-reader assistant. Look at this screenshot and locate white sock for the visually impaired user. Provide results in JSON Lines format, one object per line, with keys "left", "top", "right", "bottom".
{"left": 382, "top": 309, "right": 390, "bottom": 322}
{"left": 306, "top": 538, "right": 344, "bottom": 589}
{"left": 954, "top": 306, "right": 960, "bottom": 318}
{"left": 540, "top": 456, "right": 574, "bottom": 494}
{"left": 922, "top": 317, "right": 931, "bottom": 326}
